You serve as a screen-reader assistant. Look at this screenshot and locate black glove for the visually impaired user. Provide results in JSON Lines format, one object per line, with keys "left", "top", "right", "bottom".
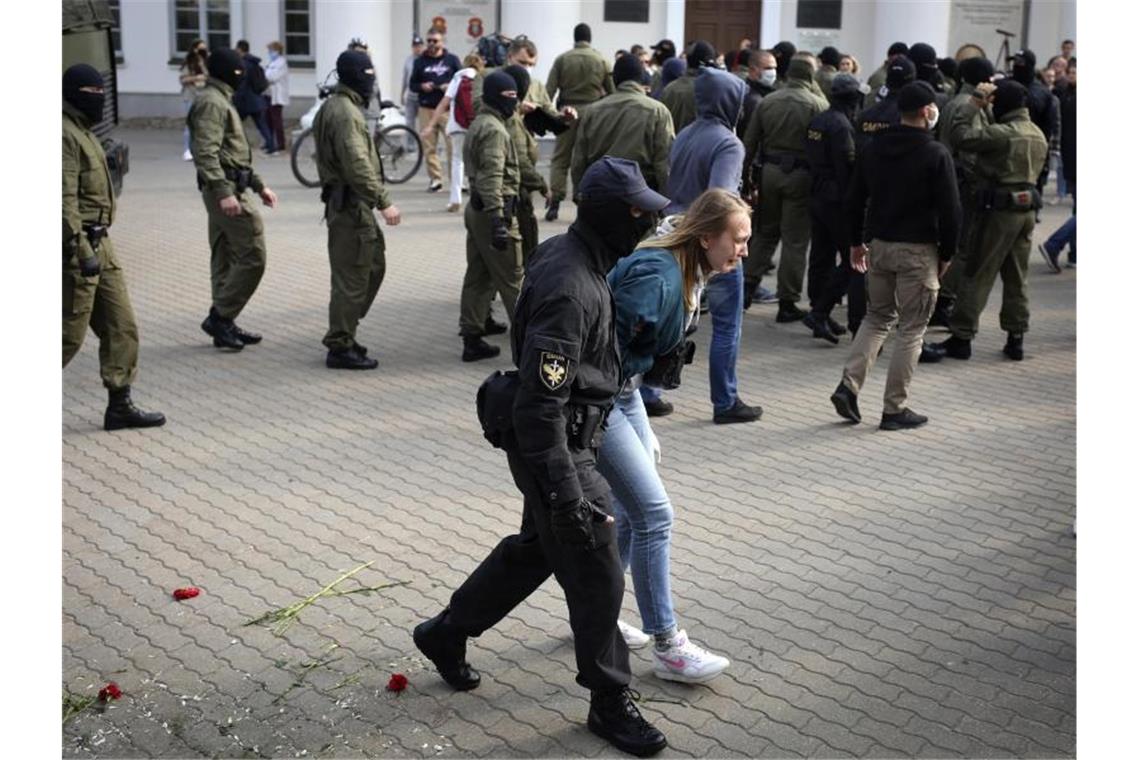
{"left": 491, "top": 214, "right": 510, "bottom": 251}
{"left": 550, "top": 497, "right": 610, "bottom": 548}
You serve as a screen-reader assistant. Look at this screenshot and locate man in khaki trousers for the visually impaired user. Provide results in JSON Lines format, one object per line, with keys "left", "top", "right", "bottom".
{"left": 829, "top": 82, "right": 961, "bottom": 431}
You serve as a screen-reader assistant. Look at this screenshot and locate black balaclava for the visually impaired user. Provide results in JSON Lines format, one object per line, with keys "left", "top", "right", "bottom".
{"left": 1010, "top": 49, "right": 1037, "bottom": 86}
{"left": 613, "top": 54, "right": 646, "bottom": 86}
{"left": 687, "top": 40, "right": 717, "bottom": 70}
{"left": 819, "top": 46, "right": 841, "bottom": 69}
{"left": 772, "top": 41, "right": 797, "bottom": 79}
{"left": 63, "top": 64, "right": 105, "bottom": 125}
{"left": 992, "top": 79, "right": 1028, "bottom": 120}
{"left": 337, "top": 50, "right": 376, "bottom": 105}
{"left": 958, "top": 56, "right": 995, "bottom": 87}
{"left": 578, "top": 199, "right": 652, "bottom": 266}
{"left": 574, "top": 23, "right": 591, "bottom": 43}
{"left": 908, "top": 43, "right": 941, "bottom": 86}
{"left": 502, "top": 64, "right": 531, "bottom": 102}
{"left": 482, "top": 70, "right": 518, "bottom": 119}
{"left": 887, "top": 42, "right": 909, "bottom": 58}
{"left": 208, "top": 47, "right": 245, "bottom": 89}
{"left": 938, "top": 57, "right": 959, "bottom": 83}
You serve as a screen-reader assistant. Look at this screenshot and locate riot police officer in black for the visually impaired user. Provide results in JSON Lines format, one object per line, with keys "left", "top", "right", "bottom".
{"left": 855, "top": 57, "right": 915, "bottom": 153}
{"left": 413, "top": 157, "right": 671, "bottom": 758}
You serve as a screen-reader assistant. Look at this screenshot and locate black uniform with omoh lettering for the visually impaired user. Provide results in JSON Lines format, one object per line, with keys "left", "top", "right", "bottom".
{"left": 444, "top": 157, "right": 669, "bottom": 694}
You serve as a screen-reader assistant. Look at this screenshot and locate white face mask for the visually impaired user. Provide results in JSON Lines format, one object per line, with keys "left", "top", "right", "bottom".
{"left": 926, "top": 104, "right": 940, "bottom": 130}
{"left": 759, "top": 69, "right": 777, "bottom": 86}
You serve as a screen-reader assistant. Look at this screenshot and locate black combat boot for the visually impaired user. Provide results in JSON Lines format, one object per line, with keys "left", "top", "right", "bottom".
{"left": 413, "top": 609, "right": 481, "bottom": 691}
{"left": 802, "top": 312, "right": 839, "bottom": 344}
{"left": 588, "top": 688, "right": 668, "bottom": 757}
{"left": 104, "top": 387, "right": 166, "bottom": 431}
{"left": 918, "top": 342, "right": 944, "bottom": 363}
{"left": 483, "top": 316, "right": 508, "bottom": 336}
{"left": 462, "top": 336, "right": 500, "bottom": 362}
{"left": 829, "top": 382, "right": 861, "bottom": 424}
{"left": 230, "top": 323, "right": 262, "bottom": 345}
{"left": 775, "top": 300, "right": 807, "bottom": 323}
{"left": 1003, "top": 332, "right": 1025, "bottom": 361}
{"left": 200, "top": 307, "right": 244, "bottom": 350}
{"left": 933, "top": 334, "right": 972, "bottom": 360}
{"left": 544, "top": 198, "right": 560, "bottom": 222}
{"left": 326, "top": 346, "right": 378, "bottom": 369}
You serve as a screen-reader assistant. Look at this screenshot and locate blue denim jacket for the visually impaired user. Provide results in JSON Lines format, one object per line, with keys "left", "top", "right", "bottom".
{"left": 607, "top": 247, "right": 685, "bottom": 380}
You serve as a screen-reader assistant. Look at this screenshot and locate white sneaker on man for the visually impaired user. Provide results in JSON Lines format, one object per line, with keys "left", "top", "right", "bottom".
{"left": 652, "top": 630, "right": 729, "bottom": 683}
{"left": 182, "top": 149, "right": 193, "bottom": 161}
{"left": 618, "top": 620, "right": 651, "bottom": 650}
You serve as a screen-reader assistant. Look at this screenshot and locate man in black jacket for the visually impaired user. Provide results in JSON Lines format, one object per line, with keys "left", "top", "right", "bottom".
{"left": 855, "top": 57, "right": 914, "bottom": 153}
{"left": 413, "top": 157, "right": 670, "bottom": 758}
{"left": 830, "top": 82, "right": 960, "bottom": 431}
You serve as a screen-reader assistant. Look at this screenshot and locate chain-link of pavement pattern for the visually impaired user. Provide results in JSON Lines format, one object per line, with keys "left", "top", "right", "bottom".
{"left": 63, "top": 128, "right": 1075, "bottom": 758}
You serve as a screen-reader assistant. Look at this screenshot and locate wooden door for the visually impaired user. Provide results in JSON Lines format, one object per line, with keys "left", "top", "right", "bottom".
{"left": 683, "top": 0, "right": 762, "bottom": 60}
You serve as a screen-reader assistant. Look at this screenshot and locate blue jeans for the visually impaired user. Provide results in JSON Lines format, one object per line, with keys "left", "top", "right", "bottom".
{"left": 706, "top": 266, "right": 743, "bottom": 412}
{"left": 1044, "top": 214, "right": 1076, "bottom": 261}
{"left": 596, "top": 385, "right": 676, "bottom": 635}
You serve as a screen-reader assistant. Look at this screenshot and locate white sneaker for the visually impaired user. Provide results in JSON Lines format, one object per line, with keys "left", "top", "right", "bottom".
{"left": 618, "top": 620, "right": 651, "bottom": 650}
{"left": 652, "top": 630, "right": 729, "bottom": 684}
{"left": 182, "top": 149, "right": 193, "bottom": 161}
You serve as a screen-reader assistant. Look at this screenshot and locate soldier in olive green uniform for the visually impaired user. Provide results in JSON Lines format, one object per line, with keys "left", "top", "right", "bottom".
{"left": 570, "top": 55, "right": 674, "bottom": 194}
{"left": 313, "top": 50, "right": 402, "bottom": 370}
{"left": 502, "top": 65, "right": 553, "bottom": 263}
{"left": 459, "top": 71, "right": 523, "bottom": 362}
{"left": 188, "top": 48, "right": 277, "bottom": 351}
{"left": 62, "top": 64, "right": 165, "bottom": 432}
{"left": 741, "top": 58, "right": 828, "bottom": 322}
{"left": 933, "top": 80, "right": 1047, "bottom": 361}
{"left": 544, "top": 23, "right": 613, "bottom": 220}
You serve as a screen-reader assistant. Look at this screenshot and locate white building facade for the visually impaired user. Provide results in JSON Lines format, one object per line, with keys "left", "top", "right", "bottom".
{"left": 109, "top": 0, "right": 1076, "bottom": 121}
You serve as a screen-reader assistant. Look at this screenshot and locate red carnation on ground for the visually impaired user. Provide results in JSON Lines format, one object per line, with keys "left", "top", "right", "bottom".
{"left": 98, "top": 682, "right": 123, "bottom": 701}
{"left": 386, "top": 673, "right": 408, "bottom": 692}
{"left": 172, "top": 587, "right": 200, "bottom": 600}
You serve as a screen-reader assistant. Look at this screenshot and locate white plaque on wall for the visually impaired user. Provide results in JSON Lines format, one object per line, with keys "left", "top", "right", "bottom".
{"left": 796, "top": 29, "right": 841, "bottom": 58}
{"left": 948, "top": 0, "right": 1026, "bottom": 62}
{"left": 417, "top": 1, "right": 501, "bottom": 54}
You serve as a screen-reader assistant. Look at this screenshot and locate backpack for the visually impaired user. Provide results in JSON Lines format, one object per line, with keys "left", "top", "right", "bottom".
{"left": 476, "top": 34, "right": 512, "bottom": 68}
{"left": 245, "top": 59, "right": 269, "bottom": 95}
{"left": 454, "top": 75, "right": 475, "bottom": 129}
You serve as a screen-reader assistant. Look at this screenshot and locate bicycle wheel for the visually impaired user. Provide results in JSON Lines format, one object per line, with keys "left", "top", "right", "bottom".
{"left": 375, "top": 124, "right": 423, "bottom": 185}
{"left": 290, "top": 128, "right": 321, "bottom": 188}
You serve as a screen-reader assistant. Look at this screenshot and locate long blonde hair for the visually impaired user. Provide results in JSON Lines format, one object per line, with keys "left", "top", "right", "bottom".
{"left": 638, "top": 189, "right": 752, "bottom": 313}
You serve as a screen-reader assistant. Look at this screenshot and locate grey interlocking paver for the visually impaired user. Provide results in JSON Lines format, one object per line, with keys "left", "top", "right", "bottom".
{"left": 63, "top": 127, "right": 1076, "bottom": 757}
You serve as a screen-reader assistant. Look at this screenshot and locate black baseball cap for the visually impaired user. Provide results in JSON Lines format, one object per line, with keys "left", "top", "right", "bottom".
{"left": 577, "top": 156, "right": 670, "bottom": 211}
{"left": 886, "top": 57, "right": 917, "bottom": 89}
{"left": 1009, "top": 49, "right": 1037, "bottom": 68}
{"left": 412, "top": 34, "right": 424, "bottom": 45}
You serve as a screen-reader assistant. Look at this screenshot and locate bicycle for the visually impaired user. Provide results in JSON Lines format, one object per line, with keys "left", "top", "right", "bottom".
{"left": 291, "top": 72, "right": 423, "bottom": 188}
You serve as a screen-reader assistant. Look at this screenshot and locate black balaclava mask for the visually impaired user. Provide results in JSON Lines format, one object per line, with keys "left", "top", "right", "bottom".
{"left": 208, "top": 47, "right": 245, "bottom": 89}
{"left": 63, "top": 64, "right": 105, "bottom": 125}
{"left": 772, "top": 41, "right": 796, "bottom": 79}
{"left": 502, "top": 64, "right": 531, "bottom": 102}
{"left": 992, "top": 80, "right": 1028, "bottom": 121}
{"left": 578, "top": 199, "right": 655, "bottom": 265}
{"left": 958, "top": 56, "right": 995, "bottom": 87}
{"left": 483, "top": 70, "right": 519, "bottom": 119}
{"left": 1010, "top": 50, "right": 1037, "bottom": 86}
{"left": 337, "top": 50, "right": 376, "bottom": 105}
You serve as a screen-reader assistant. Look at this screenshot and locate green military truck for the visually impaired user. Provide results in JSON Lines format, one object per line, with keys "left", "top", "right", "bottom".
{"left": 63, "top": 0, "right": 129, "bottom": 195}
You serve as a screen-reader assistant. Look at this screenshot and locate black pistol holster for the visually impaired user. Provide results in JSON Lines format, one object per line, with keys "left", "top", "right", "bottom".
{"left": 643, "top": 339, "right": 697, "bottom": 390}
{"left": 476, "top": 370, "right": 520, "bottom": 449}
{"left": 567, "top": 404, "right": 608, "bottom": 450}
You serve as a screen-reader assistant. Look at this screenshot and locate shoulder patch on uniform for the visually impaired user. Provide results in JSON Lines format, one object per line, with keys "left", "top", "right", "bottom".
{"left": 539, "top": 352, "right": 569, "bottom": 391}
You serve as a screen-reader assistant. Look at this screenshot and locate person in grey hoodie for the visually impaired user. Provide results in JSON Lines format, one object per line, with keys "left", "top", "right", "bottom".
{"left": 648, "top": 67, "right": 759, "bottom": 424}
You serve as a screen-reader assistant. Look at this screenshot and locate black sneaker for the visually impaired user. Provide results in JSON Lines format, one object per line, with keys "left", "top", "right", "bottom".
{"left": 934, "top": 335, "right": 972, "bottom": 360}
{"left": 483, "top": 316, "right": 508, "bottom": 336}
{"left": 427, "top": 180, "right": 443, "bottom": 193}
{"left": 462, "top": 336, "right": 500, "bottom": 362}
{"left": 776, "top": 300, "right": 807, "bottom": 323}
{"left": 829, "top": 382, "right": 861, "bottom": 423}
{"left": 588, "top": 688, "right": 668, "bottom": 758}
{"left": 231, "top": 323, "right": 262, "bottom": 345}
{"left": 643, "top": 397, "right": 674, "bottom": 417}
{"left": 326, "top": 346, "right": 378, "bottom": 369}
{"left": 1038, "top": 243, "right": 1061, "bottom": 273}
{"left": 713, "top": 398, "right": 762, "bottom": 424}
{"left": 802, "top": 312, "right": 839, "bottom": 344}
{"left": 201, "top": 310, "right": 244, "bottom": 351}
{"left": 413, "top": 610, "right": 481, "bottom": 691}
{"left": 1003, "top": 332, "right": 1025, "bottom": 361}
{"left": 880, "top": 408, "right": 929, "bottom": 431}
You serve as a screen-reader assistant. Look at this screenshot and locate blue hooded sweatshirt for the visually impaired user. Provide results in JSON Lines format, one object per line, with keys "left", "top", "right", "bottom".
{"left": 664, "top": 67, "right": 748, "bottom": 214}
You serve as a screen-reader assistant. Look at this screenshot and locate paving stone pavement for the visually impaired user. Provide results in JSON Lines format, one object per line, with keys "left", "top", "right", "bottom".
{"left": 63, "top": 128, "right": 1076, "bottom": 758}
